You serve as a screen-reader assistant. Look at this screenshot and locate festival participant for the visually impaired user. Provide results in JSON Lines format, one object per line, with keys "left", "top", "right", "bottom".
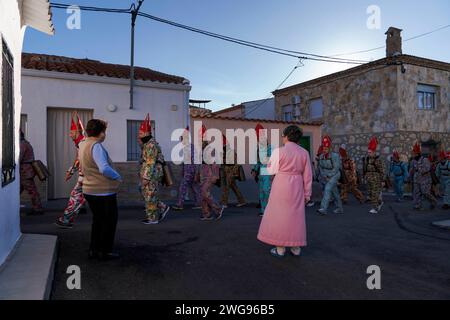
{"left": 172, "top": 127, "right": 201, "bottom": 211}
{"left": 317, "top": 135, "right": 344, "bottom": 215}
{"left": 436, "top": 150, "right": 450, "bottom": 209}
{"left": 199, "top": 140, "right": 225, "bottom": 221}
{"left": 257, "top": 125, "right": 312, "bottom": 257}
{"left": 389, "top": 150, "right": 408, "bottom": 202}
{"left": 409, "top": 142, "right": 437, "bottom": 211}
{"left": 139, "top": 114, "right": 170, "bottom": 224}
{"left": 339, "top": 146, "right": 364, "bottom": 204}
{"left": 56, "top": 112, "right": 87, "bottom": 228}
{"left": 363, "top": 137, "right": 385, "bottom": 214}
{"left": 221, "top": 142, "right": 246, "bottom": 208}
{"left": 78, "top": 119, "right": 122, "bottom": 260}
{"left": 251, "top": 123, "right": 273, "bottom": 217}
{"left": 19, "top": 130, "right": 44, "bottom": 215}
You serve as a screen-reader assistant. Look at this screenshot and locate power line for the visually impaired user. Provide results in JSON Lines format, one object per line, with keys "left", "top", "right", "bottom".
{"left": 244, "top": 59, "right": 304, "bottom": 118}
{"left": 331, "top": 24, "right": 450, "bottom": 57}
{"left": 137, "top": 11, "right": 367, "bottom": 65}
{"left": 50, "top": 2, "right": 367, "bottom": 65}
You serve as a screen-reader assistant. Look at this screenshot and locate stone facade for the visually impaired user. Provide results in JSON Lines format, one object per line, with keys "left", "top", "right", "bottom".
{"left": 274, "top": 54, "right": 450, "bottom": 163}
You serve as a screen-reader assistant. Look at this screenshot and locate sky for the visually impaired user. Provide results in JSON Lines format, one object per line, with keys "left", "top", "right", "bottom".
{"left": 23, "top": 0, "right": 450, "bottom": 111}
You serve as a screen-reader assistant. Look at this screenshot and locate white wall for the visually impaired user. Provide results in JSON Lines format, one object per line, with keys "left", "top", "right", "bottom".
{"left": 22, "top": 71, "right": 190, "bottom": 164}
{"left": 0, "top": 0, "right": 25, "bottom": 265}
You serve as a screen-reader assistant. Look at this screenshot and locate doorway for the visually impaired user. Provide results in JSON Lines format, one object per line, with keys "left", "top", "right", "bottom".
{"left": 47, "top": 108, "right": 93, "bottom": 199}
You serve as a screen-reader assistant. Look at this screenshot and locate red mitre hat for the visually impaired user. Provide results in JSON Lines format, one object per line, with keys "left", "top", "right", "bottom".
{"left": 70, "top": 112, "right": 85, "bottom": 146}
{"left": 392, "top": 150, "right": 400, "bottom": 160}
{"left": 439, "top": 150, "right": 446, "bottom": 160}
{"left": 255, "top": 123, "right": 264, "bottom": 140}
{"left": 339, "top": 147, "right": 348, "bottom": 158}
{"left": 322, "top": 135, "right": 332, "bottom": 148}
{"left": 368, "top": 136, "right": 378, "bottom": 152}
{"left": 412, "top": 141, "right": 421, "bottom": 154}
{"left": 139, "top": 113, "right": 152, "bottom": 137}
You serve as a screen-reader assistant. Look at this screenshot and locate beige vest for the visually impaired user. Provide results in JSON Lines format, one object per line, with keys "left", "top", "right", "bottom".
{"left": 78, "top": 137, "right": 120, "bottom": 195}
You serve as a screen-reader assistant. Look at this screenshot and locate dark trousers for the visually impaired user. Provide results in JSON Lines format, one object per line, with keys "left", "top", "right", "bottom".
{"left": 84, "top": 194, "right": 118, "bottom": 254}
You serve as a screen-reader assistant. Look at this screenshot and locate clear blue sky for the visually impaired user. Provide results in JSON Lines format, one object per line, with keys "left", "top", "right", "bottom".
{"left": 24, "top": 0, "right": 450, "bottom": 111}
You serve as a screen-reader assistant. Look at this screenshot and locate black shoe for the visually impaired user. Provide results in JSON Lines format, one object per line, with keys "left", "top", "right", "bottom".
{"left": 442, "top": 204, "right": 450, "bottom": 210}
{"left": 99, "top": 252, "right": 120, "bottom": 261}
{"left": 55, "top": 219, "right": 73, "bottom": 229}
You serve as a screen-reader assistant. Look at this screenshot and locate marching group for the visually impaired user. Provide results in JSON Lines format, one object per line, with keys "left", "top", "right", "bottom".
{"left": 19, "top": 112, "right": 449, "bottom": 259}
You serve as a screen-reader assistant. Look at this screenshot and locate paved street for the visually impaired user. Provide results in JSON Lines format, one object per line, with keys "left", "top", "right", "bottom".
{"left": 21, "top": 197, "right": 450, "bottom": 300}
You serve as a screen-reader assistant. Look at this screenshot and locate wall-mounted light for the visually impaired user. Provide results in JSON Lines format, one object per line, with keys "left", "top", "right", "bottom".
{"left": 171, "top": 105, "right": 178, "bottom": 111}
{"left": 107, "top": 104, "right": 118, "bottom": 112}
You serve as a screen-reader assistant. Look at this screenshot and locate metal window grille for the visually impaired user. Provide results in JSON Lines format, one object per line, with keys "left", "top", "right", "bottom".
{"left": 2, "top": 39, "right": 15, "bottom": 187}
{"left": 127, "top": 119, "right": 155, "bottom": 161}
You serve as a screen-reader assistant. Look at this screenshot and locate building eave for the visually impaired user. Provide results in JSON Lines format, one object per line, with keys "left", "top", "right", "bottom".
{"left": 20, "top": 0, "right": 54, "bottom": 35}
{"left": 191, "top": 114, "right": 323, "bottom": 126}
{"left": 273, "top": 54, "right": 450, "bottom": 95}
{"left": 22, "top": 68, "right": 192, "bottom": 92}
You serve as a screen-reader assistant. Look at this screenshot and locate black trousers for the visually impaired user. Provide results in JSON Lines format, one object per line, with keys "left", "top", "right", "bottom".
{"left": 84, "top": 194, "right": 118, "bottom": 254}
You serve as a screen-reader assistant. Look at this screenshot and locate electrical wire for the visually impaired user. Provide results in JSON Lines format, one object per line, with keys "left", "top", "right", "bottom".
{"left": 244, "top": 59, "right": 304, "bottom": 118}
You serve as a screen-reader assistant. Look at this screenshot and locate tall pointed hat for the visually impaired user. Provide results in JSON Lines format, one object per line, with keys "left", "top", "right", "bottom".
{"left": 368, "top": 136, "right": 378, "bottom": 152}
{"left": 70, "top": 111, "right": 85, "bottom": 146}
{"left": 139, "top": 113, "right": 152, "bottom": 137}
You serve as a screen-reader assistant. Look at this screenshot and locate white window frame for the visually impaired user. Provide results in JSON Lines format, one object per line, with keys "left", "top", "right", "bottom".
{"left": 417, "top": 84, "right": 437, "bottom": 110}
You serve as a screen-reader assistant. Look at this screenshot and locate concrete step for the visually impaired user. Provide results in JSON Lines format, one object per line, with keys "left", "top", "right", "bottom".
{"left": 0, "top": 234, "right": 58, "bottom": 300}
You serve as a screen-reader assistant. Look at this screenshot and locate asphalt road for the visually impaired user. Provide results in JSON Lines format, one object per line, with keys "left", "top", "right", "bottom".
{"left": 21, "top": 197, "right": 450, "bottom": 300}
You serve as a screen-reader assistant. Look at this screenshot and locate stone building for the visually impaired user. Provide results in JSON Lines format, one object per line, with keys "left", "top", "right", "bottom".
{"left": 273, "top": 27, "right": 449, "bottom": 167}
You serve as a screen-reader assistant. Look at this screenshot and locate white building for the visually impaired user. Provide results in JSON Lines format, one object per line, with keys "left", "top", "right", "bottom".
{"left": 0, "top": 0, "right": 54, "bottom": 266}
{"left": 213, "top": 98, "right": 275, "bottom": 120}
{"left": 21, "top": 53, "right": 191, "bottom": 200}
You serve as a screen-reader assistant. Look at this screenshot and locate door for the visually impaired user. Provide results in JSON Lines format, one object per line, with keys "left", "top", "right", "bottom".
{"left": 47, "top": 108, "right": 93, "bottom": 199}
{"left": 299, "top": 136, "right": 311, "bottom": 154}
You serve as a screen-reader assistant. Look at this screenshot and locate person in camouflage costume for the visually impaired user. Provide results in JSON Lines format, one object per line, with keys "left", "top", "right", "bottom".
{"left": 221, "top": 145, "right": 246, "bottom": 208}
{"left": 199, "top": 142, "right": 225, "bottom": 220}
{"left": 173, "top": 129, "right": 201, "bottom": 211}
{"left": 339, "top": 146, "right": 364, "bottom": 204}
{"left": 139, "top": 114, "right": 170, "bottom": 224}
{"left": 56, "top": 112, "right": 87, "bottom": 228}
{"left": 317, "top": 135, "right": 344, "bottom": 215}
{"left": 251, "top": 124, "right": 273, "bottom": 217}
{"left": 19, "top": 130, "right": 44, "bottom": 214}
{"left": 363, "top": 137, "right": 385, "bottom": 214}
{"left": 436, "top": 151, "right": 450, "bottom": 209}
{"left": 389, "top": 150, "right": 408, "bottom": 202}
{"left": 408, "top": 142, "right": 437, "bottom": 211}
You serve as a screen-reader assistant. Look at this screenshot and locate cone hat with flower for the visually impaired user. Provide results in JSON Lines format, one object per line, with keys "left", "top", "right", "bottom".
{"left": 412, "top": 141, "right": 421, "bottom": 155}
{"left": 139, "top": 113, "right": 152, "bottom": 138}
{"left": 368, "top": 136, "right": 378, "bottom": 152}
{"left": 69, "top": 111, "right": 85, "bottom": 147}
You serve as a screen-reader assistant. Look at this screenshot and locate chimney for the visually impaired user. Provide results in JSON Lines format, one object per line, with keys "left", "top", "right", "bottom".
{"left": 385, "top": 27, "right": 403, "bottom": 57}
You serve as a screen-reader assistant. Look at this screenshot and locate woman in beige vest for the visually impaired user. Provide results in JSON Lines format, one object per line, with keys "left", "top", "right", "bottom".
{"left": 78, "top": 119, "right": 122, "bottom": 260}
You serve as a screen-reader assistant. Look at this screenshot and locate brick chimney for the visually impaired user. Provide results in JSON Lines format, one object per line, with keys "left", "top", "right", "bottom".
{"left": 385, "top": 27, "right": 403, "bottom": 57}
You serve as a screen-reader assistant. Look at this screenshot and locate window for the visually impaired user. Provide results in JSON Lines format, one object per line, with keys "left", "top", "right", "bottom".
{"left": 127, "top": 119, "right": 155, "bottom": 161}
{"left": 417, "top": 84, "right": 437, "bottom": 110}
{"left": 281, "top": 105, "right": 293, "bottom": 122}
{"left": 2, "top": 39, "right": 15, "bottom": 187}
{"left": 309, "top": 98, "right": 323, "bottom": 120}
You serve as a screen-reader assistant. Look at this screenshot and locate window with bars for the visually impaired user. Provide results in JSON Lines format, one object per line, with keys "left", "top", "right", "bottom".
{"left": 2, "top": 39, "right": 15, "bottom": 187}
{"left": 281, "top": 105, "right": 293, "bottom": 122}
{"left": 127, "top": 119, "right": 155, "bottom": 161}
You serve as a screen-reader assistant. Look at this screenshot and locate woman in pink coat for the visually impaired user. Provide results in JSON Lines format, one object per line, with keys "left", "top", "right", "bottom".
{"left": 257, "top": 125, "right": 313, "bottom": 257}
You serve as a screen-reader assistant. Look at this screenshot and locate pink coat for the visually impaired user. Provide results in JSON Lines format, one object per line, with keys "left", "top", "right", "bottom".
{"left": 257, "top": 141, "right": 313, "bottom": 247}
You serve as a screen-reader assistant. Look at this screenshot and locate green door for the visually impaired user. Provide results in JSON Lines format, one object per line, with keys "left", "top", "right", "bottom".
{"left": 299, "top": 136, "right": 311, "bottom": 154}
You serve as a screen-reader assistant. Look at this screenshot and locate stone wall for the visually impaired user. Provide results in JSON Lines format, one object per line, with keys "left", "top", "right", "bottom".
{"left": 275, "top": 64, "right": 400, "bottom": 135}
{"left": 397, "top": 64, "right": 449, "bottom": 132}
{"left": 332, "top": 131, "right": 450, "bottom": 171}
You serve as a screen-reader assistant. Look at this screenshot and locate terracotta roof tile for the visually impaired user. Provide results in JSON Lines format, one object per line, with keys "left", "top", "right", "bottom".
{"left": 191, "top": 113, "right": 323, "bottom": 126}
{"left": 22, "top": 53, "right": 187, "bottom": 85}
